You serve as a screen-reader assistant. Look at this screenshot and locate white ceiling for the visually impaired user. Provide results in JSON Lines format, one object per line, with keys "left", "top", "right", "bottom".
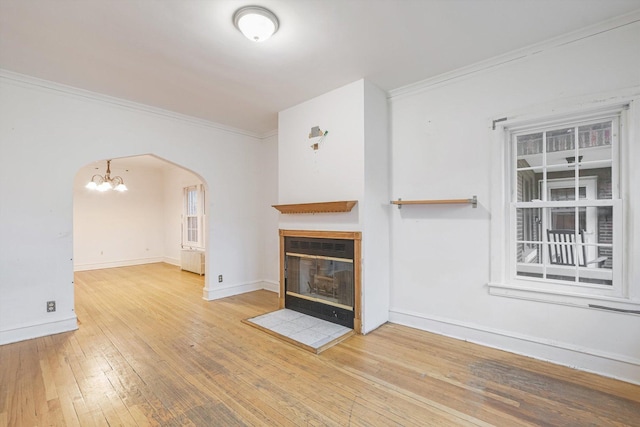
{"left": 1, "top": 0, "right": 640, "bottom": 135}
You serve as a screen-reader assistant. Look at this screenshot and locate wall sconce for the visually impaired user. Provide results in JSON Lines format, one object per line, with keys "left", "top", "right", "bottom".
{"left": 309, "top": 126, "right": 328, "bottom": 150}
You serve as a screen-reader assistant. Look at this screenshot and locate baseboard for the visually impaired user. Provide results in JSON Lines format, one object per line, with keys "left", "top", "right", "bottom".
{"left": 163, "top": 257, "right": 180, "bottom": 267}
{"left": 389, "top": 308, "right": 640, "bottom": 385}
{"left": 0, "top": 315, "right": 78, "bottom": 345}
{"left": 203, "top": 280, "right": 278, "bottom": 300}
{"left": 74, "top": 257, "right": 165, "bottom": 271}
{"left": 261, "top": 280, "right": 279, "bottom": 293}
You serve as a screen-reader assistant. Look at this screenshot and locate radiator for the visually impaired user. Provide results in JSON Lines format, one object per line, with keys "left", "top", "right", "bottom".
{"left": 181, "top": 250, "right": 205, "bottom": 275}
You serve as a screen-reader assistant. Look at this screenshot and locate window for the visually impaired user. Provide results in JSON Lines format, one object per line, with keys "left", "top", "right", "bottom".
{"left": 183, "top": 185, "right": 205, "bottom": 249}
{"left": 513, "top": 117, "right": 619, "bottom": 291}
{"left": 488, "top": 99, "right": 640, "bottom": 309}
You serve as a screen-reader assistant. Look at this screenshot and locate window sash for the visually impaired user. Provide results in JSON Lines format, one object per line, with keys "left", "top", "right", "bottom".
{"left": 508, "top": 114, "right": 622, "bottom": 296}
{"left": 183, "top": 185, "right": 204, "bottom": 248}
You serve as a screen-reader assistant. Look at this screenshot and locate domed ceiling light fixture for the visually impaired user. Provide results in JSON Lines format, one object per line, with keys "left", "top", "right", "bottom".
{"left": 85, "top": 159, "right": 128, "bottom": 192}
{"left": 233, "top": 6, "right": 279, "bottom": 42}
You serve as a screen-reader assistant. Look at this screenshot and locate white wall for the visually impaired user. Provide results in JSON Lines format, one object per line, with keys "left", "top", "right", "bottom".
{"left": 388, "top": 20, "right": 640, "bottom": 383}
{"left": 362, "top": 80, "right": 391, "bottom": 332}
{"left": 278, "top": 80, "right": 365, "bottom": 232}
{"left": 162, "top": 164, "right": 205, "bottom": 266}
{"left": 259, "top": 134, "right": 280, "bottom": 290}
{"left": 0, "top": 72, "right": 277, "bottom": 344}
{"left": 73, "top": 161, "right": 166, "bottom": 270}
{"left": 278, "top": 79, "right": 390, "bottom": 333}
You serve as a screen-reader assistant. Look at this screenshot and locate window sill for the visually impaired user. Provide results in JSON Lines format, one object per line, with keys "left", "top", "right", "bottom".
{"left": 487, "top": 282, "right": 640, "bottom": 316}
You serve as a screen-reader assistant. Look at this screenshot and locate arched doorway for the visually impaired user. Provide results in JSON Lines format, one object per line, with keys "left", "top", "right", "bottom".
{"left": 73, "top": 154, "right": 209, "bottom": 284}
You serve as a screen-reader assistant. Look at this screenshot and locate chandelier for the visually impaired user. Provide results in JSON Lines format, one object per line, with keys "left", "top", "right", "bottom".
{"left": 85, "top": 159, "right": 128, "bottom": 192}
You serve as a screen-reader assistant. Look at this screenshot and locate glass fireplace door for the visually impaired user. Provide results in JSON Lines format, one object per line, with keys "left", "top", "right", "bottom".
{"left": 284, "top": 236, "right": 356, "bottom": 328}
{"left": 286, "top": 254, "right": 354, "bottom": 310}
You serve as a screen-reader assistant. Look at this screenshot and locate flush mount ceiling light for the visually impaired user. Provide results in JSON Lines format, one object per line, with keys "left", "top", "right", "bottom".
{"left": 233, "top": 6, "right": 279, "bottom": 42}
{"left": 85, "top": 159, "right": 128, "bottom": 192}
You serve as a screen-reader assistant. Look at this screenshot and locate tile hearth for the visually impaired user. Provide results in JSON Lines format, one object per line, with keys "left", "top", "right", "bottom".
{"left": 244, "top": 309, "right": 353, "bottom": 353}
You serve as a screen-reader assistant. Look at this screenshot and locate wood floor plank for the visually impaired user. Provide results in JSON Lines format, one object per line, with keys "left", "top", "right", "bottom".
{"left": 1, "top": 263, "right": 639, "bottom": 426}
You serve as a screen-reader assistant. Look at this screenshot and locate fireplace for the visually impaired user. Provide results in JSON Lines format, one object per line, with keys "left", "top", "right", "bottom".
{"left": 279, "top": 230, "right": 361, "bottom": 332}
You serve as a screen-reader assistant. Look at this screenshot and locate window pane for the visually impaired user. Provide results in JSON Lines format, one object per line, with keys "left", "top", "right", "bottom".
{"left": 577, "top": 121, "right": 613, "bottom": 200}
{"left": 516, "top": 132, "right": 543, "bottom": 194}
{"left": 187, "top": 190, "right": 198, "bottom": 215}
{"left": 594, "top": 206, "right": 613, "bottom": 270}
{"left": 547, "top": 126, "right": 575, "bottom": 168}
{"left": 548, "top": 206, "right": 580, "bottom": 232}
{"left": 579, "top": 207, "right": 613, "bottom": 285}
{"left": 547, "top": 126, "right": 575, "bottom": 153}
{"left": 578, "top": 121, "right": 611, "bottom": 148}
{"left": 516, "top": 208, "right": 541, "bottom": 242}
{"left": 516, "top": 243, "right": 543, "bottom": 278}
{"left": 516, "top": 207, "right": 542, "bottom": 278}
{"left": 517, "top": 169, "right": 539, "bottom": 202}
{"left": 577, "top": 162, "right": 612, "bottom": 200}
{"left": 187, "top": 217, "right": 198, "bottom": 242}
{"left": 549, "top": 187, "right": 586, "bottom": 201}
{"left": 517, "top": 132, "right": 542, "bottom": 156}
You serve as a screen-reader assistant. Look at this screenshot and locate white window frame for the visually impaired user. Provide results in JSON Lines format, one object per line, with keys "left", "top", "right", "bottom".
{"left": 182, "top": 184, "right": 205, "bottom": 250}
{"left": 488, "top": 95, "right": 640, "bottom": 313}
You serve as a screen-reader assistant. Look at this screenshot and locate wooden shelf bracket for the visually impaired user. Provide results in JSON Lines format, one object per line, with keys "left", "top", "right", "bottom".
{"left": 391, "top": 196, "right": 477, "bottom": 209}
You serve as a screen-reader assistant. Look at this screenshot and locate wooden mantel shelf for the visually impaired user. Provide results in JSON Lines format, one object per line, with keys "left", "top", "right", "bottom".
{"left": 272, "top": 200, "right": 358, "bottom": 214}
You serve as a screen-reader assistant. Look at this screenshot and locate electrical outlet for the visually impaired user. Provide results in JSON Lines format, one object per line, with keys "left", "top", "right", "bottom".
{"left": 218, "top": 275, "right": 223, "bottom": 283}
{"left": 47, "top": 301, "right": 56, "bottom": 312}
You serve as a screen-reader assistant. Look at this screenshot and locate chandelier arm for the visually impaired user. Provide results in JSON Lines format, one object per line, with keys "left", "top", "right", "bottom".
{"left": 90, "top": 174, "right": 105, "bottom": 184}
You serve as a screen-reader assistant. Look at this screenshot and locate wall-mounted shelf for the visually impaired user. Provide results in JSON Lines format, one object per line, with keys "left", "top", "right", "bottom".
{"left": 391, "top": 196, "right": 477, "bottom": 209}
{"left": 272, "top": 200, "right": 358, "bottom": 214}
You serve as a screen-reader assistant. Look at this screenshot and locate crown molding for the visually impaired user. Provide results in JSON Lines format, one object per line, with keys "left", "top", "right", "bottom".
{"left": 260, "top": 128, "right": 278, "bottom": 140}
{"left": 0, "top": 69, "right": 266, "bottom": 140}
{"left": 388, "top": 9, "right": 640, "bottom": 101}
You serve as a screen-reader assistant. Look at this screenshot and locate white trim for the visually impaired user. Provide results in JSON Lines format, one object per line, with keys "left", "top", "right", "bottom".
{"left": 260, "top": 129, "right": 278, "bottom": 140}
{"left": 202, "top": 280, "right": 278, "bottom": 300}
{"left": 389, "top": 10, "right": 640, "bottom": 100}
{"left": 389, "top": 308, "right": 640, "bottom": 385}
{"left": 624, "top": 94, "right": 640, "bottom": 300}
{"left": 0, "top": 69, "right": 265, "bottom": 139}
{"left": 73, "top": 257, "right": 165, "bottom": 271}
{"left": 261, "top": 280, "right": 280, "bottom": 293}
{"left": 505, "top": 106, "right": 627, "bottom": 133}
{"left": 488, "top": 283, "right": 640, "bottom": 314}
{"left": 0, "top": 315, "right": 78, "bottom": 346}
{"left": 163, "top": 256, "right": 181, "bottom": 267}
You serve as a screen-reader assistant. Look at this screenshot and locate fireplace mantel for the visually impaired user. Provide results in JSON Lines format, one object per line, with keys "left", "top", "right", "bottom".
{"left": 272, "top": 200, "right": 357, "bottom": 214}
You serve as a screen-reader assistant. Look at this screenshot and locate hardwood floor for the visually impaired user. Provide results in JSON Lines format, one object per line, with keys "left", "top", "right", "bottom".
{"left": 1, "top": 263, "right": 639, "bottom": 426}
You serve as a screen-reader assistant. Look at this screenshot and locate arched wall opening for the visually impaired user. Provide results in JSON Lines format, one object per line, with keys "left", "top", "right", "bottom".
{"left": 0, "top": 74, "right": 279, "bottom": 346}
{"left": 73, "top": 154, "right": 209, "bottom": 287}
